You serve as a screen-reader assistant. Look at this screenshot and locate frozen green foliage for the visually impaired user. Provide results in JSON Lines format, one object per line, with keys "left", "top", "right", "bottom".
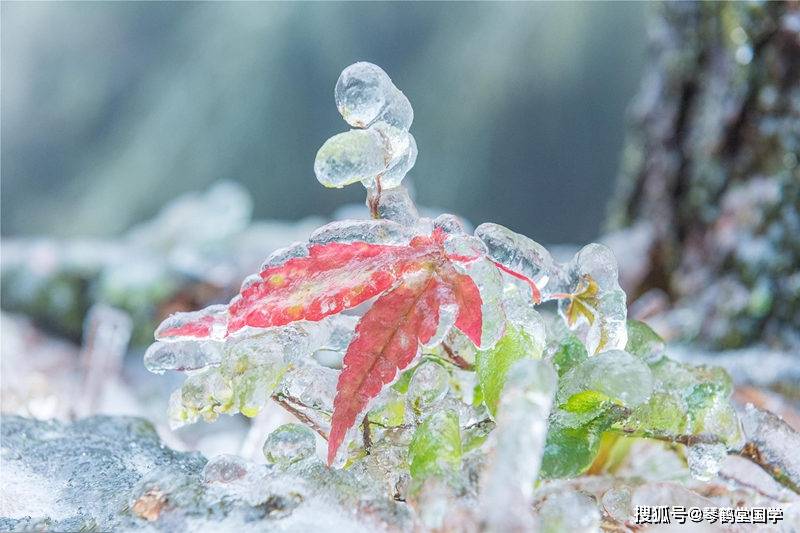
{"left": 475, "top": 324, "right": 540, "bottom": 415}
{"left": 548, "top": 333, "right": 588, "bottom": 377}
{"left": 539, "top": 320, "right": 744, "bottom": 480}
{"left": 408, "top": 410, "right": 462, "bottom": 486}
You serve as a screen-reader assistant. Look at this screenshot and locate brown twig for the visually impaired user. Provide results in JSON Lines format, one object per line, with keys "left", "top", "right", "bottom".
{"left": 271, "top": 393, "right": 329, "bottom": 441}
{"left": 362, "top": 417, "right": 372, "bottom": 453}
{"left": 612, "top": 425, "right": 800, "bottom": 495}
{"left": 368, "top": 175, "right": 383, "bottom": 219}
{"left": 441, "top": 342, "right": 474, "bottom": 371}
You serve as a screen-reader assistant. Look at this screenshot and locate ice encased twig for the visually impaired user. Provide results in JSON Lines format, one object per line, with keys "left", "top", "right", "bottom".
{"left": 478, "top": 359, "right": 557, "bottom": 532}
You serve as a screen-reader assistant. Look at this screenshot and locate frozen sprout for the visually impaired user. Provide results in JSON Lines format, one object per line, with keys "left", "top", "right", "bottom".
{"left": 316, "top": 62, "right": 416, "bottom": 189}
{"left": 263, "top": 424, "right": 317, "bottom": 465}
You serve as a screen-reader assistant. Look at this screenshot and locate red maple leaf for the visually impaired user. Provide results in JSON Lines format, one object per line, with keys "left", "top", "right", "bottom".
{"left": 155, "top": 227, "right": 501, "bottom": 464}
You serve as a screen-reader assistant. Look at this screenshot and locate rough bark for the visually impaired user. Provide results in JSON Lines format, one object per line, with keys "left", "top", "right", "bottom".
{"left": 609, "top": 2, "right": 800, "bottom": 349}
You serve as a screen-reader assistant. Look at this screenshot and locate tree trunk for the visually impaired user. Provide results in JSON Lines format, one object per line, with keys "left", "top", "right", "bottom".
{"left": 608, "top": 2, "right": 800, "bottom": 349}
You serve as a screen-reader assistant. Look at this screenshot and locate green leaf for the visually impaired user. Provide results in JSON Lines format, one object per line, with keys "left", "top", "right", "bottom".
{"left": 563, "top": 390, "right": 613, "bottom": 414}
{"left": 408, "top": 410, "right": 462, "bottom": 481}
{"left": 540, "top": 406, "right": 624, "bottom": 479}
{"left": 625, "top": 320, "right": 665, "bottom": 363}
{"left": 550, "top": 334, "right": 588, "bottom": 377}
{"left": 475, "top": 325, "right": 540, "bottom": 415}
{"left": 624, "top": 392, "right": 686, "bottom": 436}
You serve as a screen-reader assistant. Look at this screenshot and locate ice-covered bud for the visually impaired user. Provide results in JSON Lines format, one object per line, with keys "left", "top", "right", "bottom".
{"left": 315, "top": 129, "right": 389, "bottom": 188}
{"left": 317, "top": 62, "right": 416, "bottom": 189}
{"left": 335, "top": 62, "right": 413, "bottom": 130}
{"left": 335, "top": 62, "right": 392, "bottom": 128}
{"left": 263, "top": 423, "right": 317, "bottom": 465}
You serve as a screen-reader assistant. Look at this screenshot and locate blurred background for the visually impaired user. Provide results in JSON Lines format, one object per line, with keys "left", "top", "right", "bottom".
{"left": 2, "top": 3, "right": 799, "bottom": 526}
{"left": 2, "top": 1, "right": 648, "bottom": 244}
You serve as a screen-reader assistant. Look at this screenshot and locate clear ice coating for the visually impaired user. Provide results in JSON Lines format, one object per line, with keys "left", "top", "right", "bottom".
{"left": 479, "top": 359, "right": 557, "bottom": 532}
{"left": 475, "top": 223, "right": 628, "bottom": 354}
{"left": 315, "top": 62, "right": 416, "bottom": 189}
{"left": 686, "top": 442, "right": 727, "bottom": 482}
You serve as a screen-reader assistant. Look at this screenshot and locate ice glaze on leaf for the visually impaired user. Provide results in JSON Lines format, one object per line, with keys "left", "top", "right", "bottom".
{"left": 327, "top": 271, "right": 453, "bottom": 464}
{"left": 408, "top": 410, "right": 462, "bottom": 485}
{"left": 475, "top": 325, "right": 537, "bottom": 416}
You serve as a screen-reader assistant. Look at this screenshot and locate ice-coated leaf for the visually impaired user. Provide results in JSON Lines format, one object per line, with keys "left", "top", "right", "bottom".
{"left": 540, "top": 406, "right": 626, "bottom": 479}
{"left": 474, "top": 222, "right": 556, "bottom": 301}
{"left": 548, "top": 334, "right": 588, "bottom": 377}
{"left": 475, "top": 325, "right": 539, "bottom": 416}
{"left": 557, "top": 244, "right": 628, "bottom": 354}
{"left": 444, "top": 266, "right": 484, "bottom": 347}
{"left": 327, "top": 271, "right": 455, "bottom": 465}
{"left": 562, "top": 390, "right": 614, "bottom": 414}
{"left": 408, "top": 410, "right": 462, "bottom": 483}
{"left": 625, "top": 319, "right": 666, "bottom": 363}
{"left": 556, "top": 350, "right": 653, "bottom": 409}
{"left": 475, "top": 224, "right": 628, "bottom": 354}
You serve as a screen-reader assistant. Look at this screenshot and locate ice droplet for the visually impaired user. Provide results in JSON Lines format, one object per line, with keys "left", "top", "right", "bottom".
{"left": 263, "top": 424, "right": 318, "bottom": 465}
{"left": 203, "top": 454, "right": 249, "bottom": 484}
{"left": 601, "top": 487, "right": 631, "bottom": 522}
{"left": 686, "top": 442, "right": 727, "bottom": 482}
{"left": 536, "top": 490, "right": 601, "bottom": 533}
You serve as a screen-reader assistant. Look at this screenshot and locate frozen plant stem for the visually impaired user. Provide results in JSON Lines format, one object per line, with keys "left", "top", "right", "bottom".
{"left": 615, "top": 406, "right": 800, "bottom": 495}
{"left": 271, "top": 393, "right": 329, "bottom": 441}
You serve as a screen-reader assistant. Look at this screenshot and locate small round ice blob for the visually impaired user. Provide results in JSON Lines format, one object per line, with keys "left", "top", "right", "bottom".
{"left": 335, "top": 62, "right": 392, "bottom": 128}
{"left": 263, "top": 423, "right": 317, "bottom": 465}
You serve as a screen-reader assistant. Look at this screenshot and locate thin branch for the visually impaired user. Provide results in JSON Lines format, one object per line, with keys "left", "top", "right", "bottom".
{"left": 362, "top": 417, "right": 372, "bottom": 452}
{"left": 271, "top": 393, "right": 329, "bottom": 441}
{"left": 441, "top": 342, "right": 474, "bottom": 371}
{"left": 612, "top": 425, "right": 800, "bottom": 495}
